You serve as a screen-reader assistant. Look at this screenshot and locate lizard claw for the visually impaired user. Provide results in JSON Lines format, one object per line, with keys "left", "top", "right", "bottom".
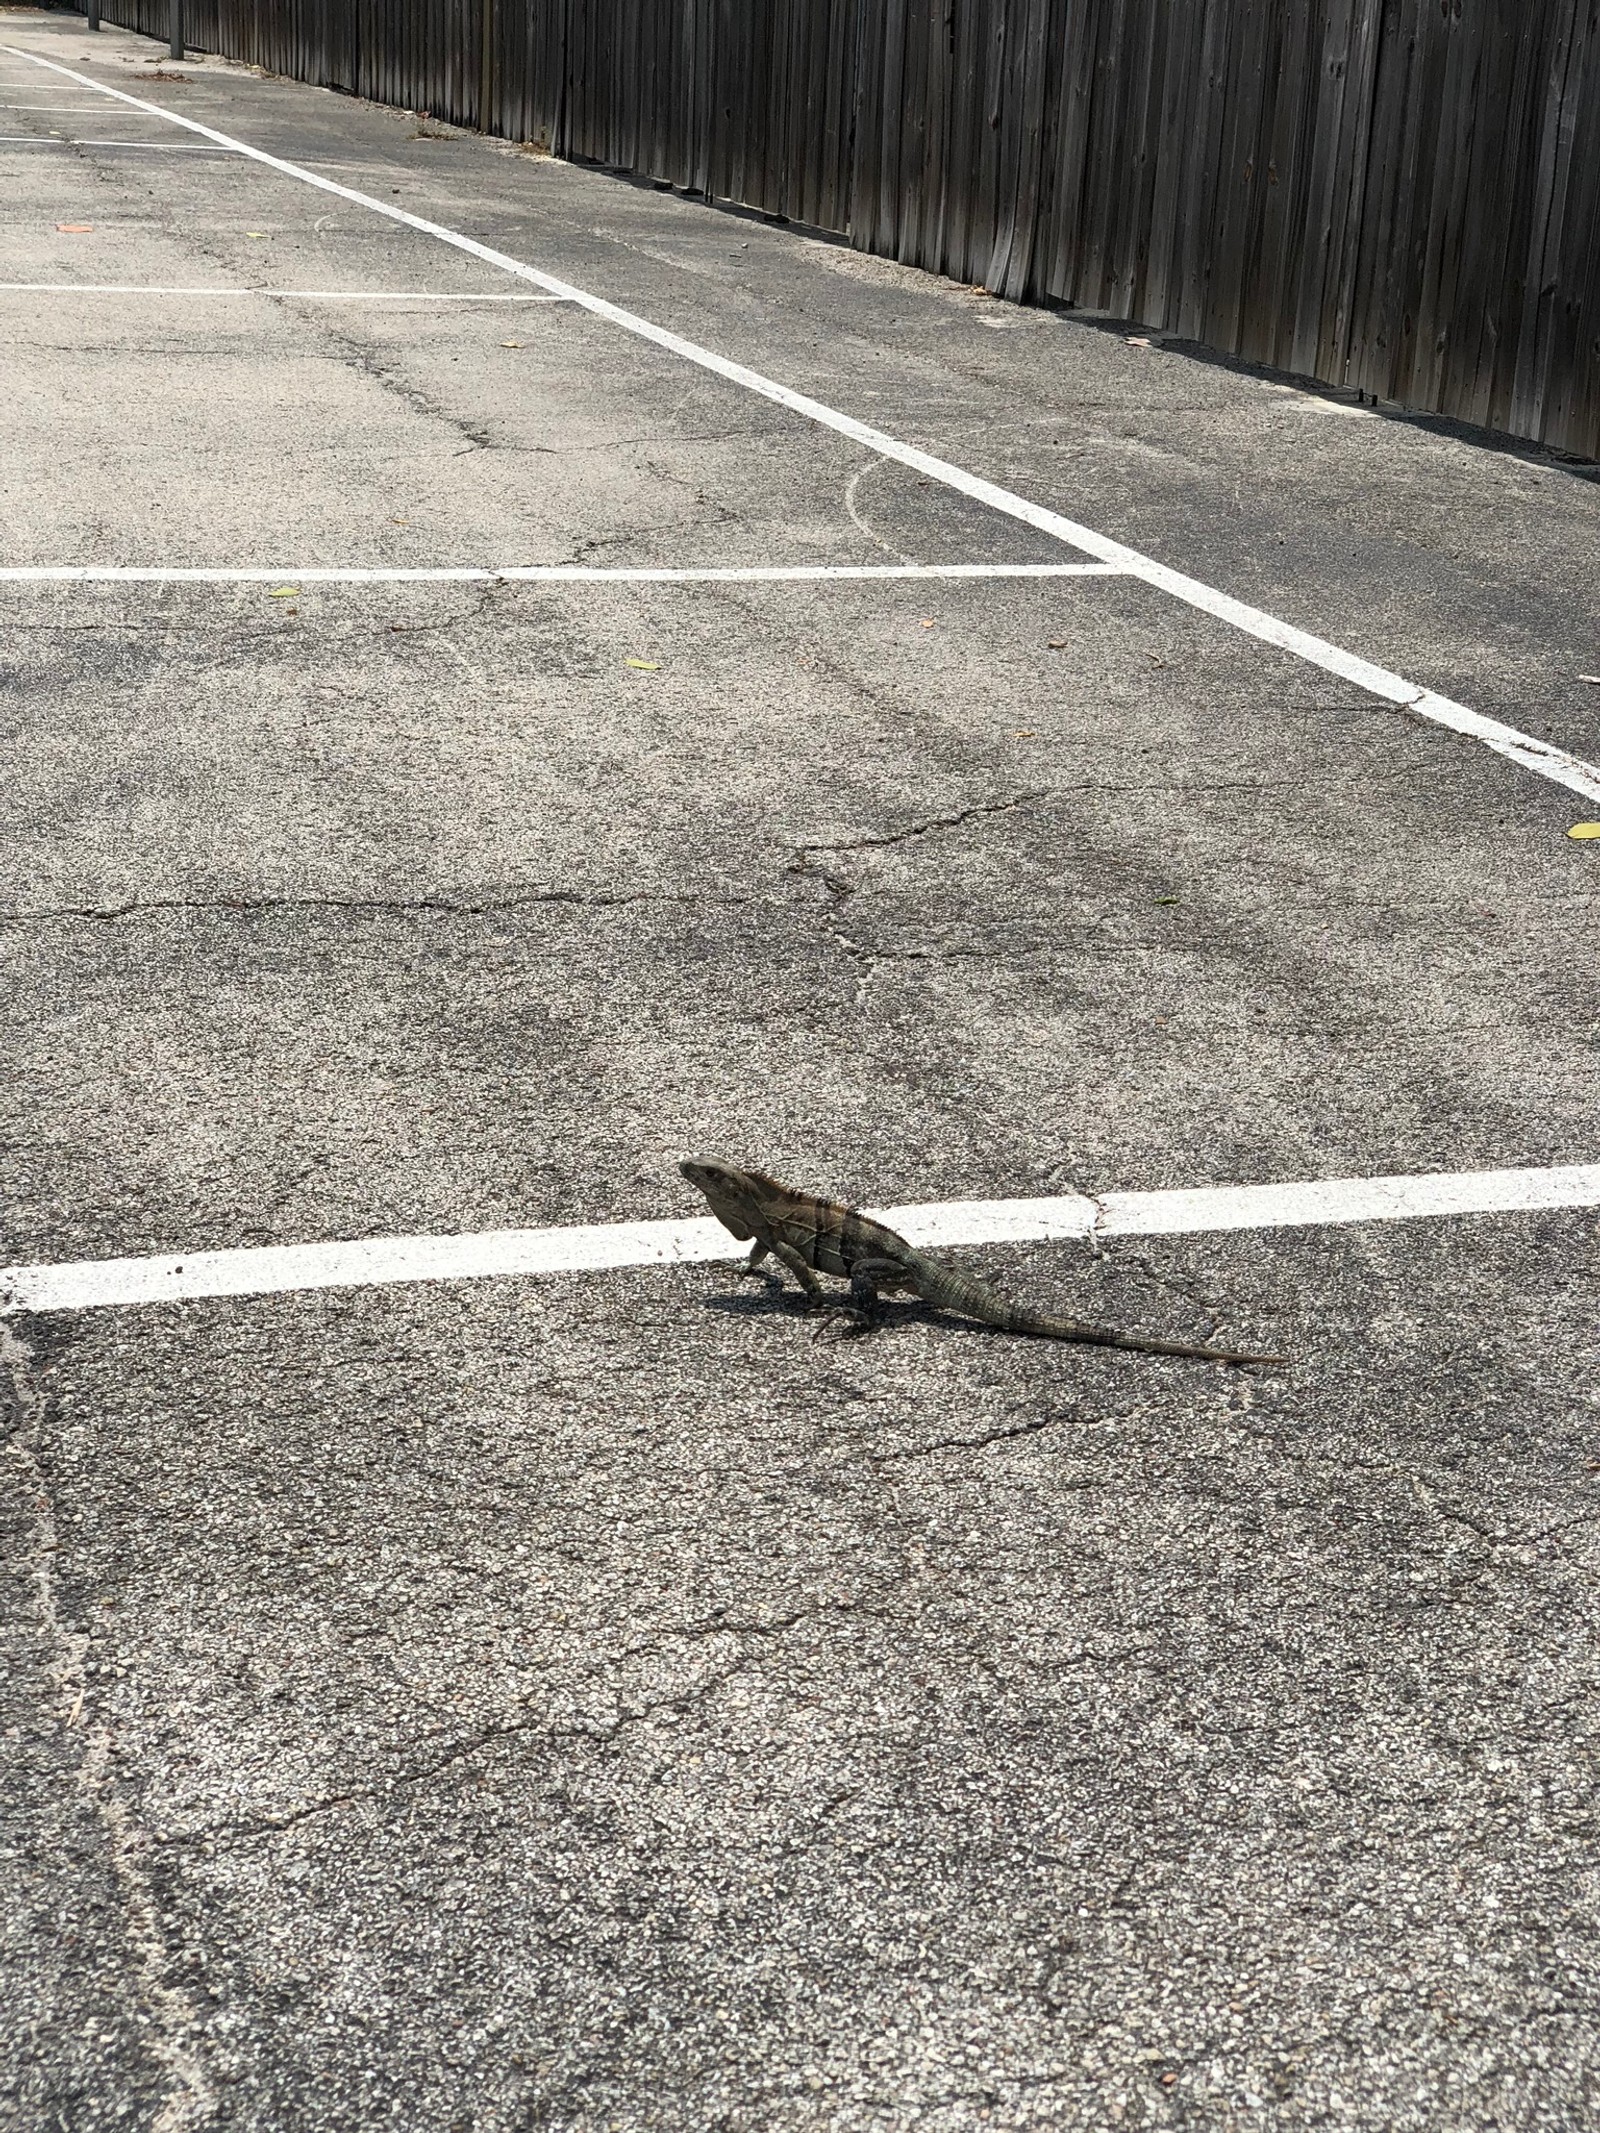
{"left": 812, "top": 1307, "right": 876, "bottom": 1343}
{"left": 738, "top": 1265, "right": 786, "bottom": 1299}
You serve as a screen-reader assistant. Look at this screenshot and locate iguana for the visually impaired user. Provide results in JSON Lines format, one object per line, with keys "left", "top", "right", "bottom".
{"left": 680, "top": 1159, "right": 1282, "bottom": 1366}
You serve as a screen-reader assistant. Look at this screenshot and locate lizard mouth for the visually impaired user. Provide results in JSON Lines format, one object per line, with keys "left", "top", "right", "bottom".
{"left": 680, "top": 1157, "right": 734, "bottom": 1186}
{"left": 679, "top": 1158, "right": 757, "bottom": 1239}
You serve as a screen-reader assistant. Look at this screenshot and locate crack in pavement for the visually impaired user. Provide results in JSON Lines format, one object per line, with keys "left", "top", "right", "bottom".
{"left": 304, "top": 311, "right": 499, "bottom": 451}
{"left": 1120, "top": 1249, "right": 1236, "bottom": 1342}
{"left": 1, "top": 1322, "right": 217, "bottom": 2131}
{"left": 0, "top": 886, "right": 756, "bottom": 925}
{"left": 792, "top": 791, "right": 1042, "bottom": 867}
{"left": 786, "top": 792, "right": 1042, "bottom": 1006}
{"left": 150, "top": 1587, "right": 915, "bottom": 1851}
{"left": 640, "top": 1592, "right": 900, "bottom": 1649}
{"left": 154, "top": 1657, "right": 755, "bottom": 1848}
{"left": 362, "top": 581, "right": 509, "bottom": 637}
{"left": 872, "top": 1405, "right": 1104, "bottom": 1463}
{"left": 1407, "top": 1475, "right": 1581, "bottom": 1567}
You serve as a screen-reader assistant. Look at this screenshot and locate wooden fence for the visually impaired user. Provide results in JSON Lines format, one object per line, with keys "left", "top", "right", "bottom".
{"left": 73, "top": 0, "right": 1600, "bottom": 459}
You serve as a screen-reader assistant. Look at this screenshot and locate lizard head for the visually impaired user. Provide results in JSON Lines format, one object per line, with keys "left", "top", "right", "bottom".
{"left": 679, "top": 1157, "right": 761, "bottom": 1238}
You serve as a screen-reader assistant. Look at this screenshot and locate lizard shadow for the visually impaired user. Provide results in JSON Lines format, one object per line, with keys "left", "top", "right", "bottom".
{"left": 699, "top": 1280, "right": 1002, "bottom": 1341}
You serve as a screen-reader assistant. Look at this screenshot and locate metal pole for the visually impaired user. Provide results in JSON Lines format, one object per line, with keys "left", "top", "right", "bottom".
{"left": 86, "top": 0, "right": 100, "bottom": 31}
{"left": 169, "top": 0, "right": 184, "bottom": 61}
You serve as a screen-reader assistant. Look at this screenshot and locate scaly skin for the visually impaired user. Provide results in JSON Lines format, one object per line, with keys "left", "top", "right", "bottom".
{"left": 679, "top": 1159, "right": 1284, "bottom": 1366}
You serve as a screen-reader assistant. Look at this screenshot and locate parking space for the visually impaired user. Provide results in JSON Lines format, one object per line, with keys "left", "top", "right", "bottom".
{"left": 3, "top": 11, "right": 1599, "bottom": 2131}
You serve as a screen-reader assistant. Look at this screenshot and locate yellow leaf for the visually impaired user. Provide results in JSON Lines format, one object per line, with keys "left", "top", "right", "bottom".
{"left": 624, "top": 657, "right": 659, "bottom": 671}
{"left": 1568, "top": 823, "right": 1600, "bottom": 840}
{"left": 268, "top": 586, "right": 299, "bottom": 599}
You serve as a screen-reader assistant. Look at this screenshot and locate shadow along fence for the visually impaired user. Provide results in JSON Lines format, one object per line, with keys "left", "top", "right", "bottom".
{"left": 73, "top": 0, "right": 1600, "bottom": 459}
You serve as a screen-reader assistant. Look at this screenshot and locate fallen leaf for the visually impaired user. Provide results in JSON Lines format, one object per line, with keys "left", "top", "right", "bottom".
{"left": 246, "top": 230, "right": 267, "bottom": 239}
{"left": 1127, "top": 335, "right": 1152, "bottom": 348}
{"left": 1579, "top": 674, "right": 1600, "bottom": 685}
{"left": 1013, "top": 729, "right": 1037, "bottom": 738}
{"left": 624, "top": 657, "right": 659, "bottom": 671}
{"left": 500, "top": 339, "right": 522, "bottom": 348}
{"left": 1047, "top": 637, "right": 1069, "bottom": 649}
{"left": 1153, "top": 895, "right": 1180, "bottom": 905}
{"left": 390, "top": 517, "right": 408, "bottom": 525}
{"left": 267, "top": 586, "right": 299, "bottom": 599}
{"left": 919, "top": 618, "right": 936, "bottom": 628}
{"left": 55, "top": 222, "right": 93, "bottom": 233}
{"left": 1568, "top": 823, "right": 1600, "bottom": 840}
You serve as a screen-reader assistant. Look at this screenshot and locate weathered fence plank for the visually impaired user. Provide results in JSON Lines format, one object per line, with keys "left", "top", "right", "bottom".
{"left": 68, "top": 0, "right": 1600, "bottom": 456}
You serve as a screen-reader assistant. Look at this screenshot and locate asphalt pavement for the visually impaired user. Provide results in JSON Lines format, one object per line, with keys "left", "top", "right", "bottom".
{"left": 2, "top": 10, "right": 1598, "bottom": 2130}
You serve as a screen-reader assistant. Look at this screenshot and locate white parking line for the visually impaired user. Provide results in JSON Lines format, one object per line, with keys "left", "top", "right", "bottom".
{"left": 0, "top": 135, "right": 240, "bottom": 150}
{"left": 0, "top": 284, "right": 572, "bottom": 299}
{"left": 8, "top": 44, "right": 1598, "bottom": 805}
{"left": 0, "top": 563, "right": 1124, "bottom": 584}
{"left": 3, "top": 1160, "right": 1595, "bottom": 1315}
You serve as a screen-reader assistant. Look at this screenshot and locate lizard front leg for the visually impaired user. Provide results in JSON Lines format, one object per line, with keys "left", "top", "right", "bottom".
{"left": 738, "top": 1236, "right": 792, "bottom": 1302}
{"left": 770, "top": 1238, "right": 827, "bottom": 1308}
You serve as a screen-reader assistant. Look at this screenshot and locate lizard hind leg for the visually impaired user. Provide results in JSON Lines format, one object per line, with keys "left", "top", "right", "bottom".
{"left": 847, "top": 1264, "right": 889, "bottom": 1326}
{"left": 812, "top": 1261, "right": 896, "bottom": 1342}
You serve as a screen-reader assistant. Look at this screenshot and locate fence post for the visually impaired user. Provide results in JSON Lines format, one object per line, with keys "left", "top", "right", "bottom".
{"left": 170, "top": 0, "right": 184, "bottom": 61}
{"left": 86, "top": 0, "right": 100, "bottom": 29}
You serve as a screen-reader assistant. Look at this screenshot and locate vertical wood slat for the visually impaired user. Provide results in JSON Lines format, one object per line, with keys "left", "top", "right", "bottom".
{"left": 1540, "top": 2, "right": 1600, "bottom": 452}
{"left": 895, "top": 0, "right": 930, "bottom": 261}
{"left": 1477, "top": 2, "right": 1556, "bottom": 431}
{"left": 1138, "top": 0, "right": 1201, "bottom": 324}
{"left": 1509, "top": 0, "right": 1586, "bottom": 436}
{"left": 1250, "top": 0, "right": 1315, "bottom": 369}
{"left": 64, "top": 0, "right": 1600, "bottom": 458}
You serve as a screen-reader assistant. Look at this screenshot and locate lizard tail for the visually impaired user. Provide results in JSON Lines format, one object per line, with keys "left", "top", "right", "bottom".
{"left": 922, "top": 1266, "right": 1283, "bottom": 1367}
{"left": 1017, "top": 1313, "right": 1284, "bottom": 1365}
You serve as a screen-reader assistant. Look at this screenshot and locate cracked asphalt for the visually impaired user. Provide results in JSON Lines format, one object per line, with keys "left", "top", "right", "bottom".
{"left": 3, "top": 12, "right": 1600, "bottom": 2131}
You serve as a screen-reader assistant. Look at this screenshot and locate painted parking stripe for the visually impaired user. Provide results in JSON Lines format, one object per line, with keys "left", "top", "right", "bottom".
{"left": 7, "top": 44, "right": 1598, "bottom": 806}
{"left": 0, "top": 284, "right": 573, "bottom": 299}
{"left": 0, "top": 563, "right": 1124, "bottom": 584}
{"left": 0, "top": 134, "right": 241, "bottom": 150}
{"left": 3, "top": 1161, "right": 1596, "bottom": 1316}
